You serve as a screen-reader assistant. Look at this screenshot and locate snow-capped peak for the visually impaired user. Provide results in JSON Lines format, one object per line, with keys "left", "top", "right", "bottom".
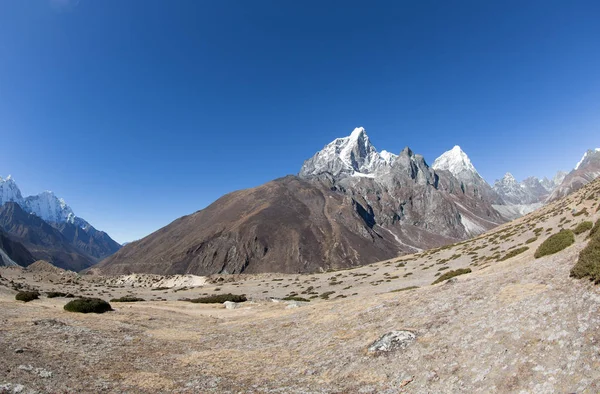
{"left": 575, "top": 148, "right": 600, "bottom": 170}
{"left": 349, "top": 126, "right": 366, "bottom": 139}
{"left": 0, "top": 175, "right": 79, "bottom": 225}
{"left": 24, "top": 191, "right": 77, "bottom": 224}
{"left": 0, "top": 175, "right": 24, "bottom": 205}
{"left": 501, "top": 172, "right": 516, "bottom": 182}
{"left": 299, "top": 126, "right": 391, "bottom": 178}
{"left": 380, "top": 150, "right": 397, "bottom": 165}
{"left": 432, "top": 145, "right": 480, "bottom": 178}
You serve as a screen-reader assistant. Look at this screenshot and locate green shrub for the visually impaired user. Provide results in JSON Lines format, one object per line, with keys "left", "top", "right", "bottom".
{"left": 15, "top": 291, "right": 40, "bottom": 302}
{"left": 573, "top": 221, "right": 593, "bottom": 235}
{"left": 499, "top": 247, "right": 529, "bottom": 261}
{"left": 64, "top": 298, "right": 113, "bottom": 314}
{"left": 319, "top": 291, "right": 336, "bottom": 300}
{"left": 534, "top": 230, "right": 575, "bottom": 258}
{"left": 431, "top": 268, "right": 472, "bottom": 285}
{"left": 590, "top": 219, "right": 600, "bottom": 239}
{"left": 282, "top": 296, "right": 310, "bottom": 302}
{"left": 573, "top": 208, "right": 588, "bottom": 217}
{"left": 389, "top": 286, "right": 419, "bottom": 293}
{"left": 570, "top": 235, "right": 600, "bottom": 282}
{"left": 110, "top": 296, "right": 145, "bottom": 302}
{"left": 525, "top": 237, "right": 538, "bottom": 244}
{"left": 46, "top": 292, "right": 74, "bottom": 298}
{"left": 188, "top": 293, "right": 247, "bottom": 304}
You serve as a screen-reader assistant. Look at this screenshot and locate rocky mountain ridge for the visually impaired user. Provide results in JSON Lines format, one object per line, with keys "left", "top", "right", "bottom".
{"left": 96, "top": 128, "right": 510, "bottom": 276}
{"left": 548, "top": 148, "right": 600, "bottom": 201}
{"left": 0, "top": 176, "right": 121, "bottom": 270}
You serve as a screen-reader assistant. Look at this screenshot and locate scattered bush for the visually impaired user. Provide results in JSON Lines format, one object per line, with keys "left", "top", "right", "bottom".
{"left": 432, "top": 268, "right": 472, "bottom": 285}
{"left": 573, "top": 208, "right": 588, "bottom": 217}
{"left": 499, "top": 247, "right": 529, "bottom": 261}
{"left": 46, "top": 292, "right": 74, "bottom": 298}
{"left": 590, "top": 219, "right": 600, "bottom": 239}
{"left": 151, "top": 287, "right": 170, "bottom": 291}
{"left": 110, "top": 296, "right": 145, "bottom": 302}
{"left": 525, "top": 237, "right": 538, "bottom": 244}
{"left": 534, "top": 230, "right": 575, "bottom": 258}
{"left": 570, "top": 233, "right": 600, "bottom": 282}
{"left": 390, "top": 286, "right": 419, "bottom": 293}
{"left": 64, "top": 298, "right": 113, "bottom": 314}
{"left": 319, "top": 291, "right": 336, "bottom": 300}
{"left": 573, "top": 221, "right": 593, "bottom": 235}
{"left": 282, "top": 296, "right": 310, "bottom": 302}
{"left": 188, "top": 293, "right": 247, "bottom": 304}
{"left": 15, "top": 291, "right": 40, "bottom": 302}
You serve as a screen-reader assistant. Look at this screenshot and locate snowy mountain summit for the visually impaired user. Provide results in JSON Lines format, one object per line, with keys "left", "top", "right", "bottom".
{"left": 493, "top": 172, "right": 557, "bottom": 205}
{"left": 0, "top": 176, "right": 24, "bottom": 205}
{"left": 299, "top": 127, "right": 396, "bottom": 178}
{"left": 575, "top": 148, "right": 600, "bottom": 170}
{"left": 0, "top": 176, "right": 80, "bottom": 226}
{"left": 431, "top": 145, "right": 480, "bottom": 179}
{"left": 24, "top": 191, "right": 77, "bottom": 225}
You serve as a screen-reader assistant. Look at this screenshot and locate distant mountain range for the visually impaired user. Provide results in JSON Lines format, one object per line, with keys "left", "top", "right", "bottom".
{"left": 93, "top": 127, "right": 598, "bottom": 276}
{"left": 0, "top": 176, "right": 121, "bottom": 270}
{"left": 4, "top": 129, "right": 597, "bottom": 275}
{"left": 548, "top": 149, "right": 600, "bottom": 201}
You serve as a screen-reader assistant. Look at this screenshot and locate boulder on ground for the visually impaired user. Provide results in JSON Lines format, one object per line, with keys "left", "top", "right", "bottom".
{"left": 368, "top": 330, "right": 416, "bottom": 353}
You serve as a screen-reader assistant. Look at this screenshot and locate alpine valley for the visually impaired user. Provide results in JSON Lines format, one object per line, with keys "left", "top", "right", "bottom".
{"left": 0, "top": 176, "right": 121, "bottom": 271}
{"left": 92, "top": 127, "right": 598, "bottom": 276}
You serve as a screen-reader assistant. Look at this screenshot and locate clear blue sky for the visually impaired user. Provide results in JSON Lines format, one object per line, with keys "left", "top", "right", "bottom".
{"left": 1, "top": 0, "right": 599, "bottom": 243}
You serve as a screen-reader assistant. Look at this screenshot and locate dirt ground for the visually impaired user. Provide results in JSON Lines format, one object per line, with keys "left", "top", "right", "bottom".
{"left": 1, "top": 180, "right": 600, "bottom": 393}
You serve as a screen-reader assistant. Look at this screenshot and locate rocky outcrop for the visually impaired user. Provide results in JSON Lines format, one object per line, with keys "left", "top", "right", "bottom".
{"left": 0, "top": 202, "right": 96, "bottom": 271}
{"left": 95, "top": 129, "right": 506, "bottom": 276}
{"left": 548, "top": 149, "right": 600, "bottom": 201}
{"left": 0, "top": 230, "right": 35, "bottom": 267}
{"left": 0, "top": 176, "right": 121, "bottom": 264}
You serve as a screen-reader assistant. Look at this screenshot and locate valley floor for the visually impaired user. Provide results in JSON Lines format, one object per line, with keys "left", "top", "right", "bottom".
{"left": 2, "top": 180, "right": 600, "bottom": 393}
{"left": 2, "top": 242, "right": 600, "bottom": 393}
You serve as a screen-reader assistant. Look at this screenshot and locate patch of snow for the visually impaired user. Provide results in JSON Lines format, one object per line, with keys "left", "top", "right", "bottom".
{"left": 460, "top": 215, "right": 486, "bottom": 236}
{"left": 0, "top": 247, "right": 19, "bottom": 267}
{"left": 379, "top": 226, "right": 423, "bottom": 252}
{"left": 380, "top": 150, "right": 397, "bottom": 165}
{"left": 492, "top": 203, "right": 543, "bottom": 221}
{"left": 351, "top": 172, "right": 376, "bottom": 178}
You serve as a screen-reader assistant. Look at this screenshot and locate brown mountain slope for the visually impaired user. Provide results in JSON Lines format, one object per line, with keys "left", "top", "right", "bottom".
{"left": 2, "top": 179, "right": 600, "bottom": 393}
{"left": 53, "top": 221, "right": 121, "bottom": 260}
{"left": 93, "top": 166, "right": 504, "bottom": 276}
{"left": 549, "top": 149, "right": 600, "bottom": 201}
{"left": 0, "top": 229, "right": 35, "bottom": 267}
{"left": 93, "top": 176, "right": 405, "bottom": 275}
{"left": 0, "top": 202, "right": 96, "bottom": 271}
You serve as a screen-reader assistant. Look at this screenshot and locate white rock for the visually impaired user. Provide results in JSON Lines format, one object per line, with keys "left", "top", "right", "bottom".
{"left": 223, "top": 301, "right": 239, "bottom": 309}
{"left": 285, "top": 301, "right": 309, "bottom": 309}
{"left": 368, "top": 330, "right": 416, "bottom": 353}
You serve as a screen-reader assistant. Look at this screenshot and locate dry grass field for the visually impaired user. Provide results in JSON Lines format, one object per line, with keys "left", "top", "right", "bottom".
{"left": 2, "top": 179, "right": 600, "bottom": 393}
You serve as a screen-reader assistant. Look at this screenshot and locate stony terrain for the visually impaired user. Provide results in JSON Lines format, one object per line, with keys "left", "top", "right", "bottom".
{"left": 96, "top": 129, "right": 510, "bottom": 276}
{"left": 1, "top": 178, "right": 600, "bottom": 393}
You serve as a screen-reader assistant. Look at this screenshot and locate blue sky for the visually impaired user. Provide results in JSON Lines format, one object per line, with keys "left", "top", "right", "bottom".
{"left": 0, "top": 0, "right": 599, "bottom": 243}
